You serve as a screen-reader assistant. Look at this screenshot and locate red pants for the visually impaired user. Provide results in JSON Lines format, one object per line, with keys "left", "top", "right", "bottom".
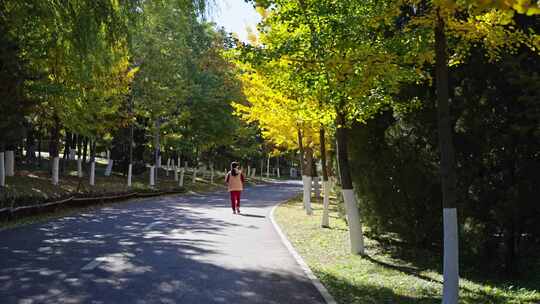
{"left": 230, "top": 191, "right": 241, "bottom": 211}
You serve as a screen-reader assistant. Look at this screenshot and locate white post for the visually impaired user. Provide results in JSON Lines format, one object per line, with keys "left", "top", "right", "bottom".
{"left": 150, "top": 165, "right": 155, "bottom": 186}
{"left": 127, "top": 163, "right": 132, "bottom": 187}
{"left": 90, "top": 162, "right": 95, "bottom": 186}
{"left": 342, "top": 189, "right": 365, "bottom": 254}
{"left": 313, "top": 176, "right": 321, "bottom": 200}
{"left": 104, "top": 159, "right": 114, "bottom": 176}
{"left": 157, "top": 156, "right": 162, "bottom": 168}
{"left": 0, "top": 152, "right": 5, "bottom": 187}
{"left": 174, "top": 165, "right": 179, "bottom": 181}
{"left": 321, "top": 180, "right": 330, "bottom": 227}
{"left": 52, "top": 157, "right": 59, "bottom": 185}
{"left": 184, "top": 161, "right": 188, "bottom": 170}
{"left": 179, "top": 168, "right": 184, "bottom": 187}
{"left": 5, "top": 150, "right": 14, "bottom": 176}
{"left": 77, "top": 159, "right": 83, "bottom": 178}
{"left": 302, "top": 175, "right": 312, "bottom": 215}
{"left": 192, "top": 167, "right": 197, "bottom": 183}
{"left": 443, "top": 208, "right": 459, "bottom": 304}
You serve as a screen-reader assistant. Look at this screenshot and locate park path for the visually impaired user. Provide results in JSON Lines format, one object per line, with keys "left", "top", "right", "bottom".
{"left": 0, "top": 181, "right": 326, "bottom": 304}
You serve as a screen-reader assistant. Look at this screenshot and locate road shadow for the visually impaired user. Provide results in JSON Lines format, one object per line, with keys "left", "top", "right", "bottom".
{"left": 0, "top": 181, "right": 317, "bottom": 304}
{"left": 239, "top": 213, "right": 266, "bottom": 218}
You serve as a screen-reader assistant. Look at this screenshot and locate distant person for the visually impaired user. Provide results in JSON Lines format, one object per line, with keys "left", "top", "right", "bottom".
{"left": 225, "top": 161, "right": 245, "bottom": 214}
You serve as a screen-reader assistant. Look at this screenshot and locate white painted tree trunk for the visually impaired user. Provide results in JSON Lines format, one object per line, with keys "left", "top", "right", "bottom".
{"left": 5, "top": 150, "right": 14, "bottom": 176}
{"left": 174, "top": 166, "right": 179, "bottom": 181}
{"left": 342, "top": 189, "right": 365, "bottom": 254}
{"left": 251, "top": 168, "right": 256, "bottom": 177}
{"left": 192, "top": 167, "right": 197, "bottom": 183}
{"left": 77, "top": 159, "right": 83, "bottom": 178}
{"left": 266, "top": 156, "right": 270, "bottom": 178}
{"left": 443, "top": 208, "right": 459, "bottom": 304}
{"left": 150, "top": 165, "right": 155, "bottom": 186}
{"left": 69, "top": 148, "right": 76, "bottom": 160}
{"left": 277, "top": 167, "right": 280, "bottom": 178}
{"left": 210, "top": 166, "right": 214, "bottom": 184}
{"left": 313, "top": 176, "right": 321, "bottom": 200}
{"left": 157, "top": 156, "right": 162, "bottom": 168}
{"left": 127, "top": 164, "right": 132, "bottom": 187}
{"left": 321, "top": 180, "right": 330, "bottom": 228}
{"left": 0, "top": 152, "right": 5, "bottom": 187}
{"left": 184, "top": 161, "right": 188, "bottom": 170}
{"left": 90, "top": 162, "right": 96, "bottom": 186}
{"left": 52, "top": 157, "right": 59, "bottom": 185}
{"left": 179, "top": 168, "right": 184, "bottom": 187}
{"left": 166, "top": 158, "right": 171, "bottom": 176}
{"left": 302, "top": 175, "right": 313, "bottom": 215}
{"left": 247, "top": 166, "right": 251, "bottom": 177}
{"left": 104, "top": 159, "right": 114, "bottom": 176}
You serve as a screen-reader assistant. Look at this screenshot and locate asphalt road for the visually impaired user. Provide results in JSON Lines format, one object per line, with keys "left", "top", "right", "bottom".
{"left": 0, "top": 181, "right": 326, "bottom": 304}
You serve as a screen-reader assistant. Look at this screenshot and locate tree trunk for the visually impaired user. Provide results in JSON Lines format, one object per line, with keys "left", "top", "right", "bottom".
{"left": 49, "top": 116, "right": 61, "bottom": 175}
{"left": 52, "top": 156, "right": 59, "bottom": 185}
{"left": 320, "top": 127, "right": 330, "bottom": 228}
{"left": 89, "top": 161, "right": 95, "bottom": 186}
{"left": 336, "top": 111, "right": 365, "bottom": 255}
{"left": 0, "top": 150, "right": 5, "bottom": 187}
{"left": 297, "top": 128, "right": 304, "bottom": 175}
{"left": 82, "top": 137, "right": 88, "bottom": 163}
{"left": 127, "top": 163, "right": 132, "bottom": 187}
{"left": 303, "top": 146, "right": 313, "bottom": 215}
{"left": 76, "top": 134, "right": 82, "bottom": 159}
{"left": 313, "top": 160, "right": 320, "bottom": 200}
{"left": 150, "top": 165, "right": 155, "bottom": 186}
{"left": 154, "top": 119, "right": 161, "bottom": 183}
{"left": 26, "top": 123, "right": 36, "bottom": 165}
{"left": 5, "top": 150, "right": 14, "bottom": 176}
{"left": 61, "top": 131, "right": 70, "bottom": 175}
{"left": 179, "top": 168, "right": 185, "bottom": 187}
{"left": 266, "top": 155, "right": 270, "bottom": 178}
{"left": 435, "top": 13, "right": 459, "bottom": 304}
{"left": 38, "top": 132, "right": 42, "bottom": 168}
{"left": 276, "top": 157, "right": 280, "bottom": 178}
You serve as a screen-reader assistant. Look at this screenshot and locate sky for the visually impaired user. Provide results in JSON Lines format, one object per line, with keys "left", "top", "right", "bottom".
{"left": 210, "top": 0, "right": 261, "bottom": 43}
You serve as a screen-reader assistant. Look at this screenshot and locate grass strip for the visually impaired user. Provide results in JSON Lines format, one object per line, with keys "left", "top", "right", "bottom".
{"left": 274, "top": 195, "right": 540, "bottom": 304}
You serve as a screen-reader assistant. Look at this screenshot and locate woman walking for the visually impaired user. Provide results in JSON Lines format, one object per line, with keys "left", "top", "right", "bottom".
{"left": 226, "top": 161, "right": 245, "bottom": 214}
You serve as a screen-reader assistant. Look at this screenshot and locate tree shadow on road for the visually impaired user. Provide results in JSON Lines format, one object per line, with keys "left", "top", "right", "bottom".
{"left": 0, "top": 181, "right": 313, "bottom": 304}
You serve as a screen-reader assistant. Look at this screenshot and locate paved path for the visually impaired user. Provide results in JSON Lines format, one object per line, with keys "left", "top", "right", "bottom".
{"left": 0, "top": 181, "right": 326, "bottom": 304}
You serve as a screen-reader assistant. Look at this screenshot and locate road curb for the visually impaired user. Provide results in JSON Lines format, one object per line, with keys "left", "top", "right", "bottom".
{"left": 270, "top": 201, "right": 338, "bottom": 304}
{"left": 0, "top": 190, "right": 186, "bottom": 221}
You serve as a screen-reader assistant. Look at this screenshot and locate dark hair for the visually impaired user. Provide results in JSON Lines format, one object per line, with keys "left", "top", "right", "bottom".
{"left": 230, "top": 162, "right": 239, "bottom": 176}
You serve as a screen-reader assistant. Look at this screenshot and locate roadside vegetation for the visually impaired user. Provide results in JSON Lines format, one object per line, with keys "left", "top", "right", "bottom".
{"left": 275, "top": 195, "right": 540, "bottom": 304}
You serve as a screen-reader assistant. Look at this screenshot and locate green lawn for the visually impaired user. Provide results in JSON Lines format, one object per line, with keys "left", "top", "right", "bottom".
{"left": 274, "top": 196, "right": 540, "bottom": 304}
